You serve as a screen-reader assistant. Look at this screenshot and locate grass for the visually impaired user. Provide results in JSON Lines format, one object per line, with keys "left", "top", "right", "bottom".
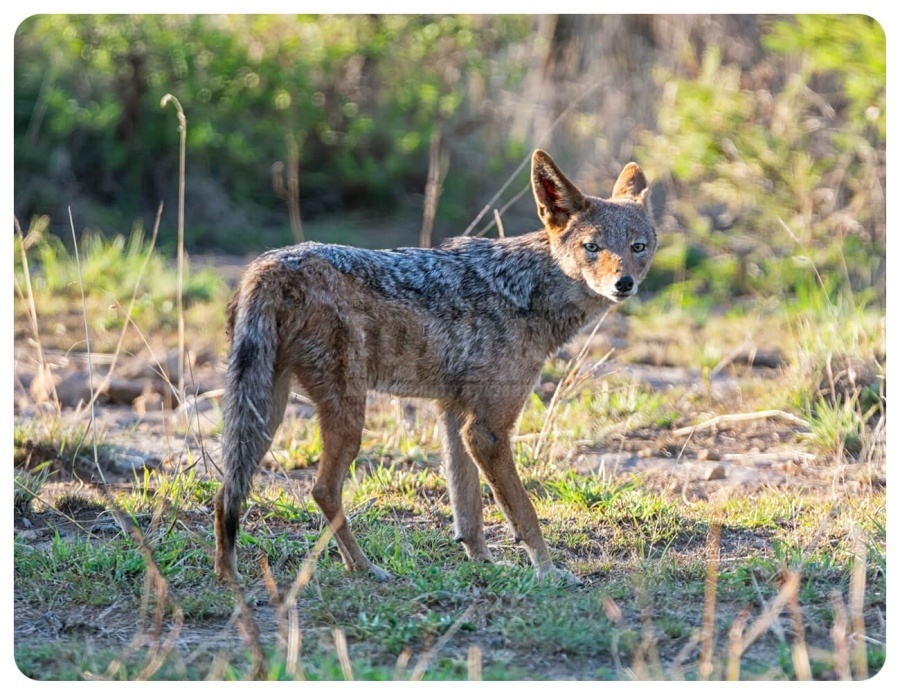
{"left": 14, "top": 418, "right": 119, "bottom": 481}
{"left": 14, "top": 218, "right": 229, "bottom": 355}
{"left": 13, "top": 443, "right": 886, "bottom": 680}
{"left": 12, "top": 200, "right": 886, "bottom": 680}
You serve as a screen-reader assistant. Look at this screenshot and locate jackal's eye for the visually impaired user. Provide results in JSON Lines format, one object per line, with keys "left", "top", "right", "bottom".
{"left": 631, "top": 242, "right": 647, "bottom": 253}
{"left": 583, "top": 242, "right": 600, "bottom": 253}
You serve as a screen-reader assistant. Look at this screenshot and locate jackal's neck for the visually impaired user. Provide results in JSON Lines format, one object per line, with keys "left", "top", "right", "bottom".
{"left": 521, "top": 231, "right": 610, "bottom": 353}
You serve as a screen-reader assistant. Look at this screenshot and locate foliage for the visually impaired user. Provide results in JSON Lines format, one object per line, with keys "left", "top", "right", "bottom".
{"left": 14, "top": 15, "right": 530, "bottom": 243}
{"left": 14, "top": 15, "right": 886, "bottom": 310}
{"left": 637, "top": 15, "right": 885, "bottom": 306}
{"left": 14, "top": 214, "right": 228, "bottom": 345}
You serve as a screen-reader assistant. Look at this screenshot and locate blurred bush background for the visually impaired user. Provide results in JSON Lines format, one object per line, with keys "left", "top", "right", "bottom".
{"left": 13, "top": 14, "right": 885, "bottom": 305}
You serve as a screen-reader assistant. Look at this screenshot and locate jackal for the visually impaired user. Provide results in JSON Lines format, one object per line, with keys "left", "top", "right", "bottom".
{"left": 214, "top": 149, "right": 657, "bottom": 583}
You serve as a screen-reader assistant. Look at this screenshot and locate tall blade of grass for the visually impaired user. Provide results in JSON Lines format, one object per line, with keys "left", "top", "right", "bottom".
{"left": 103, "top": 506, "right": 184, "bottom": 681}
{"left": 725, "top": 608, "right": 750, "bottom": 680}
{"left": 739, "top": 571, "right": 801, "bottom": 657}
{"left": 68, "top": 207, "right": 105, "bottom": 485}
{"left": 74, "top": 202, "right": 164, "bottom": 420}
{"left": 467, "top": 645, "right": 482, "bottom": 681}
{"left": 829, "top": 591, "right": 852, "bottom": 681}
{"left": 787, "top": 583, "right": 812, "bottom": 681}
{"left": 849, "top": 530, "right": 868, "bottom": 679}
{"left": 419, "top": 130, "right": 446, "bottom": 248}
{"left": 698, "top": 523, "right": 721, "bottom": 680}
{"left": 534, "top": 309, "right": 612, "bottom": 460}
{"left": 14, "top": 215, "right": 59, "bottom": 411}
{"left": 393, "top": 648, "right": 412, "bottom": 681}
{"left": 333, "top": 628, "right": 353, "bottom": 681}
{"left": 410, "top": 603, "right": 476, "bottom": 681}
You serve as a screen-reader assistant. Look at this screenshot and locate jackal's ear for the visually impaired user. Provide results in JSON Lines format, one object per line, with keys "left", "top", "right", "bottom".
{"left": 531, "top": 149, "right": 587, "bottom": 232}
{"left": 611, "top": 162, "right": 650, "bottom": 207}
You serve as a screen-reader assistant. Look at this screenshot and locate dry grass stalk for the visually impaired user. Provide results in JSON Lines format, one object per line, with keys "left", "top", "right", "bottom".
{"left": 750, "top": 571, "right": 786, "bottom": 644}
{"left": 534, "top": 311, "right": 612, "bottom": 460}
{"left": 603, "top": 596, "right": 627, "bottom": 677}
{"left": 492, "top": 208, "right": 505, "bottom": 238}
{"left": 258, "top": 552, "right": 306, "bottom": 680}
{"left": 230, "top": 585, "right": 268, "bottom": 680}
{"left": 394, "top": 648, "right": 412, "bottom": 681}
{"left": 14, "top": 215, "right": 59, "bottom": 411}
{"left": 698, "top": 523, "right": 721, "bottom": 680}
{"left": 725, "top": 608, "right": 750, "bottom": 681}
{"left": 467, "top": 645, "right": 482, "bottom": 681}
{"left": 635, "top": 583, "right": 664, "bottom": 680}
{"left": 672, "top": 410, "right": 810, "bottom": 437}
{"left": 739, "top": 571, "right": 801, "bottom": 656}
{"left": 420, "top": 130, "right": 448, "bottom": 248}
{"left": 667, "top": 631, "right": 701, "bottom": 681}
{"left": 249, "top": 521, "right": 339, "bottom": 679}
{"left": 475, "top": 184, "right": 531, "bottom": 238}
{"left": 463, "top": 79, "right": 602, "bottom": 238}
{"left": 410, "top": 604, "right": 476, "bottom": 681}
{"left": 161, "top": 93, "right": 187, "bottom": 404}
{"left": 333, "top": 628, "right": 354, "bottom": 681}
{"left": 849, "top": 530, "right": 868, "bottom": 679}
{"left": 787, "top": 583, "right": 812, "bottom": 681}
{"left": 286, "top": 133, "right": 304, "bottom": 243}
{"left": 829, "top": 590, "right": 852, "bottom": 681}
{"left": 272, "top": 134, "right": 304, "bottom": 243}
{"left": 74, "top": 202, "right": 164, "bottom": 419}
{"left": 206, "top": 650, "right": 231, "bottom": 681}
{"left": 279, "top": 519, "right": 338, "bottom": 618}
{"left": 103, "top": 507, "right": 184, "bottom": 681}
{"left": 286, "top": 603, "right": 303, "bottom": 679}
{"left": 637, "top": 627, "right": 664, "bottom": 680}
{"left": 68, "top": 207, "right": 105, "bottom": 485}
{"left": 631, "top": 642, "right": 649, "bottom": 681}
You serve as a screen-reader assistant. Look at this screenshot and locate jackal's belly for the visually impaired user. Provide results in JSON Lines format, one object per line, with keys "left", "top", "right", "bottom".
{"left": 363, "top": 332, "right": 543, "bottom": 402}
{"left": 365, "top": 349, "right": 463, "bottom": 399}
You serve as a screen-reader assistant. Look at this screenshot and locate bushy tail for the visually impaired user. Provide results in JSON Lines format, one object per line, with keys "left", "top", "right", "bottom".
{"left": 214, "top": 276, "right": 280, "bottom": 579}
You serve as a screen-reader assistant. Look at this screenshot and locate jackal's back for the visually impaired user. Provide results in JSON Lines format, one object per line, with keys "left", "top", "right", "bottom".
{"left": 232, "top": 233, "right": 594, "bottom": 400}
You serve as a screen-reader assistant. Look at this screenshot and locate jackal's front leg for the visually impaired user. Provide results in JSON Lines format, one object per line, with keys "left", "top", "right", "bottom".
{"left": 461, "top": 415, "right": 580, "bottom": 584}
{"left": 440, "top": 407, "right": 492, "bottom": 562}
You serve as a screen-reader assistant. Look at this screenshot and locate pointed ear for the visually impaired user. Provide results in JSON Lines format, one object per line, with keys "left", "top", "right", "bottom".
{"left": 531, "top": 149, "right": 587, "bottom": 231}
{"left": 611, "top": 162, "right": 649, "bottom": 206}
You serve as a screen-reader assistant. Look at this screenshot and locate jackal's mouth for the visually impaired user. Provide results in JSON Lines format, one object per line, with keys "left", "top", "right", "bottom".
{"left": 612, "top": 289, "right": 635, "bottom": 301}
{"left": 586, "top": 283, "right": 632, "bottom": 303}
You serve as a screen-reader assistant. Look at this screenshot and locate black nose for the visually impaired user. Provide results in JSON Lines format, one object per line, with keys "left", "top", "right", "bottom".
{"left": 615, "top": 275, "right": 634, "bottom": 294}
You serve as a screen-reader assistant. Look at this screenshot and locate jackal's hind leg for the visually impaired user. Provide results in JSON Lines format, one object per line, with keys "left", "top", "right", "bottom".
{"left": 310, "top": 395, "right": 391, "bottom": 581}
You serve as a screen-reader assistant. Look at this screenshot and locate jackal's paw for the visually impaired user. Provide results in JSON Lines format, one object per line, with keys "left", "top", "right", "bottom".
{"left": 537, "top": 564, "right": 582, "bottom": 586}
{"left": 214, "top": 565, "right": 243, "bottom": 586}
{"left": 367, "top": 564, "right": 393, "bottom": 582}
{"left": 467, "top": 551, "right": 494, "bottom": 564}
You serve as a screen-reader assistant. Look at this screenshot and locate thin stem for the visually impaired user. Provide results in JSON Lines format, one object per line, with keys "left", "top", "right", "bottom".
{"left": 68, "top": 207, "right": 105, "bottom": 485}
{"left": 161, "top": 94, "right": 187, "bottom": 404}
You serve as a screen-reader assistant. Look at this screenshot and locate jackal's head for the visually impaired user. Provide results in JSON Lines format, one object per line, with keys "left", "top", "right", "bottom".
{"left": 531, "top": 149, "right": 657, "bottom": 303}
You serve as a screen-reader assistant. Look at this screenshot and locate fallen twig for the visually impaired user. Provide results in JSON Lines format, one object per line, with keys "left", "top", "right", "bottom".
{"left": 672, "top": 410, "right": 810, "bottom": 437}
